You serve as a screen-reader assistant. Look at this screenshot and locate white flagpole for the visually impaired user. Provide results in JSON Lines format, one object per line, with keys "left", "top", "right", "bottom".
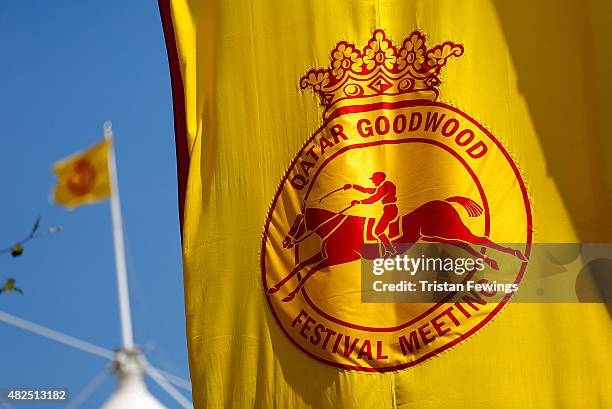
{"left": 104, "top": 121, "right": 135, "bottom": 349}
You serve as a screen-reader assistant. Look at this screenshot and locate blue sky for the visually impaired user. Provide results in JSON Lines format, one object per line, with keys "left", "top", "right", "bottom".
{"left": 0, "top": 1, "right": 188, "bottom": 407}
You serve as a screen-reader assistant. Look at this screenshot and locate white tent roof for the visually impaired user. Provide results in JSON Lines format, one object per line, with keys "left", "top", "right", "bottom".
{"left": 100, "top": 349, "right": 167, "bottom": 409}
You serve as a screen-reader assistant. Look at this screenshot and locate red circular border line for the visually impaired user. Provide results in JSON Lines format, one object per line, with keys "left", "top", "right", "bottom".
{"left": 260, "top": 100, "right": 533, "bottom": 372}
{"left": 299, "top": 137, "right": 490, "bottom": 332}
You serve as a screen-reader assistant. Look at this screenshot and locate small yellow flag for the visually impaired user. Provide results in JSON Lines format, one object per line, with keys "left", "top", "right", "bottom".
{"left": 53, "top": 139, "right": 111, "bottom": 208}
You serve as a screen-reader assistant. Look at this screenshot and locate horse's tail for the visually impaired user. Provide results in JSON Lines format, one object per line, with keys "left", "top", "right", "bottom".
{"left": 445, "top": 196, "right": 483, "bottom": 217}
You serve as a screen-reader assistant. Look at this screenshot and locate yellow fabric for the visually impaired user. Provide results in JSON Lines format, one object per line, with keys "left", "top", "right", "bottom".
{"left": 169, "top": 0, "right": 612, "bottom": 407}
{"left": 52, "top": 139, "right": 111, "bottom": 208}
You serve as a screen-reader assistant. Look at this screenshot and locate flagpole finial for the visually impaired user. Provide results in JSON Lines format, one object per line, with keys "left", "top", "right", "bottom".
{"left": 104, "top": 121, "right": 113, "bottom": 139}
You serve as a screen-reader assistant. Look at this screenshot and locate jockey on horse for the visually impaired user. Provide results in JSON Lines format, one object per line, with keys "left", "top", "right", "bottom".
{"left": 344, "top": 171, "right": 398, "bottom": 258}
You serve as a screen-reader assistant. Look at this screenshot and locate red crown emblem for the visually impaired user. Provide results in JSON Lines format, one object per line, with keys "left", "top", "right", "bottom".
{"left": 300, "top": 29, "right": 464, "bottom": 118}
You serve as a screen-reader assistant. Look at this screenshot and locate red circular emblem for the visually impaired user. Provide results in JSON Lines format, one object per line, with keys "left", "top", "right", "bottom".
{"left": 261, "top": 30, "right": 531, "bottom": 371}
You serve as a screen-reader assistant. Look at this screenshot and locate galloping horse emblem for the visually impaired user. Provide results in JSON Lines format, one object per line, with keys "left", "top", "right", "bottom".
{"left": 267, "top": 195, "right": 525, "bottom": 302}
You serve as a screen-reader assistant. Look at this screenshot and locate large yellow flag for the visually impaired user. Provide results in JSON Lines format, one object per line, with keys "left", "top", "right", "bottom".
{"left": 160, "top": 0, "right": 611, "bottom": 408}
{"left": 52, "top": 139, "right": 111, "bottom": 208}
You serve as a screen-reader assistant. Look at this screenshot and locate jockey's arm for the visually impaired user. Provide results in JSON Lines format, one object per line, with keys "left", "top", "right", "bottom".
{"left": 360, "top": 188, "right": 385, "bottom": 204}
{"left": 350, "top": 184, "right": 376, "bottom": 194}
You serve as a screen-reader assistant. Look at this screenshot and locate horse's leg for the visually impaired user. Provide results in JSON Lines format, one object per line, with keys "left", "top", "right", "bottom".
{"left": 282, "top": 259, "right": 331, "bottom": 302}
{"left": 455, "top": 232, "right": 525, "bottom": 261}
{"left": 418, "top": 202, "right": 526, "bottom": 261}
{"left": 421, "top": 236, "right": 499, "bottom": 270}
{"left": 267, "top": 251, "right": 325, "bottom": 294}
